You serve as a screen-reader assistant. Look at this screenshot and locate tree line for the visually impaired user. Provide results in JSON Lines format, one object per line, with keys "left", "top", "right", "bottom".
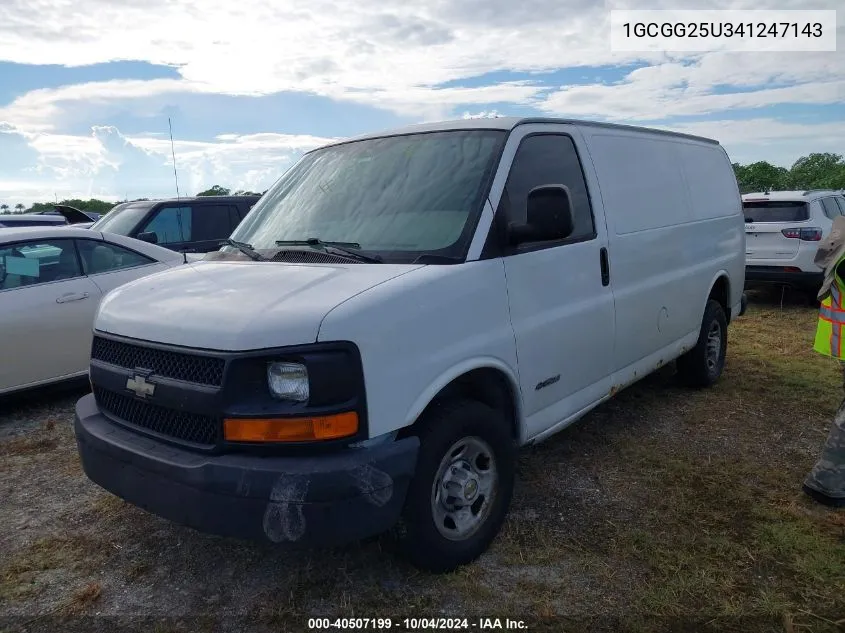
{"left": 1, "top": 153, "right": 843, "bottom": 215}
{"left": 733, "top": 153, "right": 845, "bottom": 194}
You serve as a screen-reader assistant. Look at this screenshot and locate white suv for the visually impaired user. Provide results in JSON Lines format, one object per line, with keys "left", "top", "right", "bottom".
{"left": 744, "top": 190, "right": 845, "bottom": 294}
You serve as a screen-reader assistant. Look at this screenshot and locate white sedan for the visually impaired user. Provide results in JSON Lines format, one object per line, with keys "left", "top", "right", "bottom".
{"left": 0, "top": 226, "right": 198, "bottom": 395}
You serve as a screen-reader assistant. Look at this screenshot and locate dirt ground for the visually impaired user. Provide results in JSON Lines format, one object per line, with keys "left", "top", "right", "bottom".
{"left": 1, "top": 287, "right": 844, "bottom": 633}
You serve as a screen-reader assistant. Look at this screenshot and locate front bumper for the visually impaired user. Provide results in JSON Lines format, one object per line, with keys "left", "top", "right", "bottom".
{"left": 74, "top": 393, "right": 419, "bottom": 546}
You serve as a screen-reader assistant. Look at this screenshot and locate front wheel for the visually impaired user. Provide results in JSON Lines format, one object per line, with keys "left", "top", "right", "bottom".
{"left": 676, "top": 299, "right": 728, "bottom": 387}
{"left": 396, "top": 399, "right": 516, "bottom": 573}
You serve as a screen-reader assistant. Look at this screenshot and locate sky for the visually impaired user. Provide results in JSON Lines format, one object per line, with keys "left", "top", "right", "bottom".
{"left": 0, "top": 0, "right": 842, "bottom": 207}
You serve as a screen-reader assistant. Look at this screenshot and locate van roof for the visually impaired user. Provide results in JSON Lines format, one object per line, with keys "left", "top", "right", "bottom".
{"left": 742, "top": 190, "right": 844, "bottom": 202}
{"left": 328, "top": 117, "right": 720, "bottom": 148}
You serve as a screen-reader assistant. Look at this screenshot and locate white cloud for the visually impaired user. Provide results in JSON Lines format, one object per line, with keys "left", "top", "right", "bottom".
{"left": 0, "top": 79, "right": 219, "bottom": 131}
{"left": 1, "top": 114, "right": 840, "bottom": 208}
{"left": 536, "top": 35, "right": 845, "bottom": 120}
{"left": 0, "top": 1, "right": 838, "bottom": 132}
{"left": 539, "top": 77, "right": 845, "bottom": 120}
{"left": 135, "top": 130, "right": 338, "bottom": 196}
{"left": 0, "top": 0, "right": 649, "bottom": 128}
{"left": 462, "top": 110, "right": 507, "bottom": 119}
{"left": 0, "top": 77, "right": 550, "bottom": 132}
{"left": 0, "top": 123, "right": 335, "bottom": 206}
{"left": 3, "top": 0, "right": 837, "bottom": 95}
{"left": 657, "top": 118, "right": 845, "bottom": 167}
{"left": 0, "top": 0, "right": 630, "bottom": 87}
{"left": 0, "top": 0, "right": 842, "bottom": 203}
{"left": 0, "top": 0, "right": 839, "bottom": 127}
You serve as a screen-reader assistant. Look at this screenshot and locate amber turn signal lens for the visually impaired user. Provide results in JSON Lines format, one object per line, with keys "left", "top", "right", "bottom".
{"left": 223, "top": 412, "right": 358, "bottom": 442}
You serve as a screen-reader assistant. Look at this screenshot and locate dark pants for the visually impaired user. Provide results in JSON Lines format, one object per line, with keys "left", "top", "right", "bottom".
{"left": 803, "top": 361, "right": 845, "bottom": 506}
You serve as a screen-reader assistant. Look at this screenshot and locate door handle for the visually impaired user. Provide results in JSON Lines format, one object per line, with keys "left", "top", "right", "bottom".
{"left": 56, "top": 292, "right": 89, "bottom": 304}
{"left": 600, "top": 247, "right": 610, "bottom": 287}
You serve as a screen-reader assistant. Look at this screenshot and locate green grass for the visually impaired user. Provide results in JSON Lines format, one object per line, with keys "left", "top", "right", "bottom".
{"left": 597, "top": 299, "right": 845, "bottom": 630}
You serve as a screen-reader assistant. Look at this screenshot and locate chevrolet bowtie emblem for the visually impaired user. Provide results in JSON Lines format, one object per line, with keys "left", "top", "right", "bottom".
{"left": 126, "top": 374, "right": 155, "bottom": 398}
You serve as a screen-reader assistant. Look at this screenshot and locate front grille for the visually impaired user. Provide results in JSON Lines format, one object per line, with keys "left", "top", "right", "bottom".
{"left": 91, "top": 336, "right": 225, "bottom": 387}
{"left": 94, "top": 386, "right": 219, "bottom": 446}
{"left": 271, "top": 249, "right": 361, "bottom": 264}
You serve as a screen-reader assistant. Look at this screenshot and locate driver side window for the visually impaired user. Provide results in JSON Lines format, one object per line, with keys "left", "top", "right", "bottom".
{"left": 141, "top": 206, "right": 192, "bottom": 245}
{"left": 500, "top": 134, "right": 595, "bottom": 245}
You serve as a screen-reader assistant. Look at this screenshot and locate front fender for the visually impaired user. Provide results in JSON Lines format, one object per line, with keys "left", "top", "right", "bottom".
{"left": 403, "top": 357, "right": 524, "bottom": 438}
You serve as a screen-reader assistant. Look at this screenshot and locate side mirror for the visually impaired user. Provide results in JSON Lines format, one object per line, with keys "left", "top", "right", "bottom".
{"left": 137, "top": 232, "right": 158, "bottom": 244}
{"left": 508, "top": 185, "right": 575, "bottom": 246}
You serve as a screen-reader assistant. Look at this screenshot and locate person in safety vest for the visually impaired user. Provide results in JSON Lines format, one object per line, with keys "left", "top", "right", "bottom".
{"left": 805, "top": 215, "right": 845, "bottom": 507}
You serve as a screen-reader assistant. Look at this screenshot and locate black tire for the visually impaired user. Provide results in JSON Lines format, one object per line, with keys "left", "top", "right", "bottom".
{"left": 676, "top": 299, "right": 728, "bottom": 388}
{"left": 396, "top": 399, "right": 516, "bottom": 573}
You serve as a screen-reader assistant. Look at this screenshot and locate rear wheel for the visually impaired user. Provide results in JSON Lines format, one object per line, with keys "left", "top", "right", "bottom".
{"left": 396, "top": 399, "right": 516, "bottom": 573}
{"left": 677, "top": 299, "right": 727, "bottom": 387}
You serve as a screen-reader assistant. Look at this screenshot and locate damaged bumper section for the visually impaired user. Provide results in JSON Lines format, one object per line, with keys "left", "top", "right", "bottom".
{"left": 74, "top": 394, "right": 419, "bottom": 546}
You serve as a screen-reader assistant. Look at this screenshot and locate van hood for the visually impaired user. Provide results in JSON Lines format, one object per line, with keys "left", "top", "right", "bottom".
{"left": 95, "top": 261, "right": 424, "bottom": 350}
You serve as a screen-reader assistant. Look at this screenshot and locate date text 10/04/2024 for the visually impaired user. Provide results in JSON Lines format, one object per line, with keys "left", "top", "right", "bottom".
{"left": 307, "top": 618, "right": 529, "bottom": 630}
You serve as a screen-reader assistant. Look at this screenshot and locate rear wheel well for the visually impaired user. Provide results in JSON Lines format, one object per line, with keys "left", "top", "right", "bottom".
{"left": 709, "top": 276, "right": 730, "bottom": 321}
{"left": 402, "top": 368, "right": 519, "bottom": 441}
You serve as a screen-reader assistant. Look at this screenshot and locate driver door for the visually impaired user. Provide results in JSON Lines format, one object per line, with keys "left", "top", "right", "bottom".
{"left": 0, "top": 238, "right": 102, "bottom": 392}
{"left": 495, "top": 125, "right": 616, "bottom": 440}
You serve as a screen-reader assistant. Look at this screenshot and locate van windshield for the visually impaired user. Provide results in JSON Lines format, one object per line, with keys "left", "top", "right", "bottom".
{"left": 742, "top": 201, "right": 809, "bottom": 223}
{"left": 229, "top": 130, "right": 506, "bottom": 263}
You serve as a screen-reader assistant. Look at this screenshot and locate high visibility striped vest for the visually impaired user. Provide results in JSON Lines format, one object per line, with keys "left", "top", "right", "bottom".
{"left": 814, "top": 254, "right": 845, "bottom": 358}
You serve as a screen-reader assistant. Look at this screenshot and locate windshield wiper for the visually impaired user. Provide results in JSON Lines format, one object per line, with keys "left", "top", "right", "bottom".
{"left": 412, "top": 254, "right": 463, "bottom": 264}
{"left": 274, "top": 238, "right": 382, "bottom": 263}
{"left": 224, "top": 238, "right": 265, "bottom": 261}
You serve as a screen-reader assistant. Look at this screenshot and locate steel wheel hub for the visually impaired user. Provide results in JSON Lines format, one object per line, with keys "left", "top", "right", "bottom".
{"left": 706, "top": 321, "right": 722, "bottom": 372}
{"left": 431, "top": 436, "right": 498, "bottom": 541}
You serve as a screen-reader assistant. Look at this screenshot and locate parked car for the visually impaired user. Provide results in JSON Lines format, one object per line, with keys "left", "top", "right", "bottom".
{"left": 0, "top": 226, "right": 196, "bottom": 396}
{"left": 0, "top": 213, "right": 70, "bottom": 228}
{"left": 35, "top": 204, "right": 103, "bottom": 223}
{"left": 0, "top": 205, "right": 101, "bottom": 229}
{"left": 88, "top": 195, "right": 260, "bottom": 253}
{"left": 73, "top": 117, "right": 745, "bottom": 572}
{"left": 743, "top": 189, "right": 845, "bottom": 295}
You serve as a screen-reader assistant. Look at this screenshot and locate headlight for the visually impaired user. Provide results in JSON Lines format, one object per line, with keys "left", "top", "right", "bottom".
{"left": 267, "top": 362, "right": 309, "bottom": 402}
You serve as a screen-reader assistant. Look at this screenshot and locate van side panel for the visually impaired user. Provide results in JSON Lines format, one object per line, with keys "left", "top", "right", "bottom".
{"left": 680, "top": 144, "right": 742, "bottom": 222}
{"left": 676, "top": 143, "right": 746, "bottom": 315}
{"left": 316, "top": 260, "right": 519, "bottom": 440}
{"left": 584, "top": 131, "right": 696, "bottom": 372}
{"left": 581, "top": 128, "right": 743, "bottom": 380}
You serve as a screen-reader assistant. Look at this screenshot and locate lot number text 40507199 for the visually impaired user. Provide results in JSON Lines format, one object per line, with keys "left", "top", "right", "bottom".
{"left": 307, "top": 617, "right": 529, "bottom": 630}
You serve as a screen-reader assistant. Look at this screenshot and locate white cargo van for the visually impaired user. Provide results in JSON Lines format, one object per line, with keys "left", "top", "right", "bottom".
{"left": 73, "top": 118, "right": 745, "bottom": 572}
